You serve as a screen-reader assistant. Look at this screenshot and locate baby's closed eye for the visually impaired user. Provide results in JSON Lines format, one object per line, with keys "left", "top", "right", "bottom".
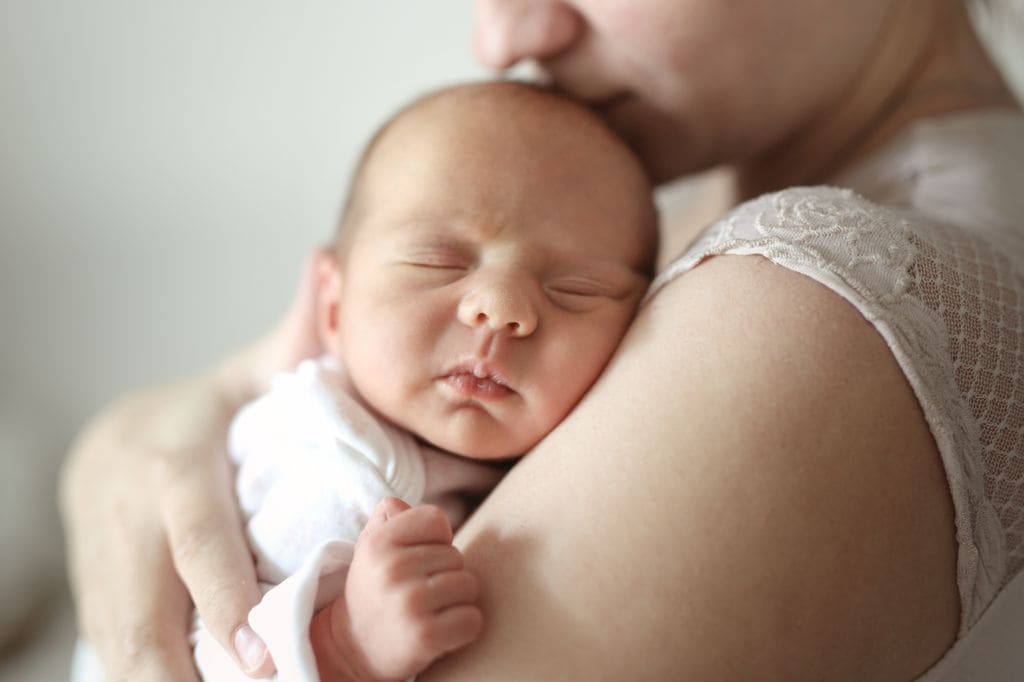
{"left": 545, "top": 277, "right": 620, "bottom": 311}
{"left": 402, "top": 247, "right": 472, "bottom": 270}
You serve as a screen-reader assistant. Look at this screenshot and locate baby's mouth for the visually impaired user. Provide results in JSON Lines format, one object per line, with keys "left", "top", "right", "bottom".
{"left": 443, "top": 372, "right": 513, "bottom": 400}
{"left": 440, "top": 362, "right": 516, "bottom": 401}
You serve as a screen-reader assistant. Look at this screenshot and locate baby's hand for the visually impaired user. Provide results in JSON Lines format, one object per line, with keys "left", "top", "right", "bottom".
{"left": 312, "top": 497, "right": 483, "bottom": 681}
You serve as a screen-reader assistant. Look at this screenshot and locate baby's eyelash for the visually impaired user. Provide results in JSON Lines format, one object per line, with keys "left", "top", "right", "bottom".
{"left": 543, "top": 279, "right": 617, "bottom": 313}
{"left": 401, "top": 244, "right": 473, "bottom": 270}
{"left": 408, "top": 260, "right": 467, "bottom": 269}
{"left": 400, "top": 250, "right": 470, "bottom": 268}
{"left": 550, "top": 287, "right": 601, "bottom": 297}
{"left": 546, "top": 279, "right": 610, "bottom": 297}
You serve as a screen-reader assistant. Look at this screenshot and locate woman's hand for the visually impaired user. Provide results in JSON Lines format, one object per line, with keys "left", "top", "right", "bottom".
{"left": 60, "top": 247, "right": 334, "bottom": 680}
{"left": 62, "top": 375, "right": 272, "bottom": 680}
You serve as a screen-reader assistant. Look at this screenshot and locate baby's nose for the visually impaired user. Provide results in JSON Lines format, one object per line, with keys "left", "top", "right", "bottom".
{"left": 457, "top": 278, "right": 538, "bottom": 337}
{"left": 472, "top": 0, "right": 584, "bottom": 70}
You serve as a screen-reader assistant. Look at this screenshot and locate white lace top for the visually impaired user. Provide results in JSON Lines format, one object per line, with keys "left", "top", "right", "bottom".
{"left": 649, "top": 110, "right": 1024, "bottom": 675}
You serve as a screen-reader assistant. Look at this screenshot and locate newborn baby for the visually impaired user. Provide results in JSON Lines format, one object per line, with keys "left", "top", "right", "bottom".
{"left": 74, "top": 79, "right": 658, "bottom": 682}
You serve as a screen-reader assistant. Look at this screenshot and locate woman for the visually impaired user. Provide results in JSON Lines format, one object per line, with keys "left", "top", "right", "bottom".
{"left": 62, "top": 0, "right": 1024, "bottom": 679}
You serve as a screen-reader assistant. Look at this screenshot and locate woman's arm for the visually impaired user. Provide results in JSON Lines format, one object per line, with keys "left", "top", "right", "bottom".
{"left": 59, "top": 247, "right": 333, "bottom": 680}
{"left": 423, "top": 254, "right": 959, "bottom": 680}
{"left": 62, "top": 371, "right": 267, "bottom": 680}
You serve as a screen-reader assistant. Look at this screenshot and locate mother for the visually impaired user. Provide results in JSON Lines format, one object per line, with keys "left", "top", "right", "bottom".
{"left": 62, "top": 0, "right": 1024, "bottom": 679}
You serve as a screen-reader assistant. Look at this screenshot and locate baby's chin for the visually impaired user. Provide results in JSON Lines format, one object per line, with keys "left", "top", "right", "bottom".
{"left": 416, "top": 425, "right": 542, "bottom": 461}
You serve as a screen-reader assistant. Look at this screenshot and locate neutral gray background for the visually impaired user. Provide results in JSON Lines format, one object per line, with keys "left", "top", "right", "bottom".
{"left": 0, "top": 2, "right": 483, "bottom": 678}
{"left": 1, "top": 0, "right": 483, "bottom": 432}
{"left": 1, "top": 1, "right": 1021, "bottom": 680}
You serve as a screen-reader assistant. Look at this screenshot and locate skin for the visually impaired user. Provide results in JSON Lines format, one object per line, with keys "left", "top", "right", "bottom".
{"left": 473, "top": 0, "right": 1017, "bottom": 193}
{"left": 60, "top": 253, "right": 331, "bottom": 680}
{"left": 308, "top": 84, "right": 656, "bottom": 680}
{"left": 59, "top": 0, "right": 1021, "bottom": 680}
{"left": 424, "top": 254, "right": 961, "bottom": 680}
{"left": 312, "top": 497, "right": 480, "bottom": 681}
{"left": 325, "top": 86, "right": 654, "bottom": 460}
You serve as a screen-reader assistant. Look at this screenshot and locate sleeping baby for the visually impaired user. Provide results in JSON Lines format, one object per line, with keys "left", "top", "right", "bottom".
{"left": 74, "top": 79, "right": 658, "bottom": 682}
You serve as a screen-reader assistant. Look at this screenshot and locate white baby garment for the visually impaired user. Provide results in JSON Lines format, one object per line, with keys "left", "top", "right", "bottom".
{"left": 192, "top": 356, "right": 503, "bottom": 681}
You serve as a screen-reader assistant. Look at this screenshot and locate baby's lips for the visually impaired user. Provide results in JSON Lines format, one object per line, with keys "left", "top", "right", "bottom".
{"left": 440, "top": 358, "right": 516, "bottom": 394}
{"left": 442, "top": 372, "right": 514, "bottom": 401}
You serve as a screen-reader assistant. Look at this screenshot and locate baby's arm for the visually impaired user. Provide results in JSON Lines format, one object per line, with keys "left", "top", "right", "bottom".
{"left": 310, "top": 497, "right": 483, "bottom": 682}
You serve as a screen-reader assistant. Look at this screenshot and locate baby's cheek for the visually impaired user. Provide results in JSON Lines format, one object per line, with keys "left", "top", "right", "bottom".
{"left": 531, "top": 377, "right": 581, "bottom": 433}
{"left": 537, "top": 342, "right": 615, "bottom": 416}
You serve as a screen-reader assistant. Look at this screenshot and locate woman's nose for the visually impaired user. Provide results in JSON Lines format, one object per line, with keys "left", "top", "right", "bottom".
{"left": 473, "top": 0, "right": 584, "bottom": 70}
{"left": 457, "top": 274, "right": 539, "bottom": 338}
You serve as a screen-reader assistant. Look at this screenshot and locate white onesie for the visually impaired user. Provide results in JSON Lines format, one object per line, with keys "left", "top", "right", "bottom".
{"left": 191, "top": 356, "right": 503, "bottom": 681}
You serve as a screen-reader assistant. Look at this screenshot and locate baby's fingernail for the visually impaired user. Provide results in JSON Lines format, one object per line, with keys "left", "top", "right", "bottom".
{"left": 233, "top": 624, "right": 268, "bottom": 672}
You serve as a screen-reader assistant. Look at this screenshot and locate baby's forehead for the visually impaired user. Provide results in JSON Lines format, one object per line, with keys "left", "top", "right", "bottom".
{"left": 341, "top": 83, "right": 657, "bottom": 273}
{"left": 377, "top": 83, "right": 616, "bottom": 159}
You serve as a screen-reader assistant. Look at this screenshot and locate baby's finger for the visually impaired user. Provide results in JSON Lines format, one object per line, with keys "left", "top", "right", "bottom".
{"left": 159, "top": 449, "right": 275, "bottom": 678}
{"left": 362, "top": 496, "right": 413, "bottom": 538}
{"left": 397, "top": 543, "right": 466, "bottom": 578}
{"left": 430, "top": 604, "right": 485, "bottom": 654}
{"left": 382, "top": 504, "right": 455, "bottom": 547}
{"left": 424, "top": 570, "right": 480, "bottom": 612}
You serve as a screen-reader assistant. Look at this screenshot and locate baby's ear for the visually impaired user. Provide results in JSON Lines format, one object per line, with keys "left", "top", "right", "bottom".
{"left": 315, "top": 251, "right": 344, "bottom": 350}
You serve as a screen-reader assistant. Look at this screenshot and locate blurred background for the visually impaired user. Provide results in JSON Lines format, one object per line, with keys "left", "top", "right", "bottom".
{"left": 1, "top": 2, "right": 1021, "bottom": 680}
{"left": 0, "top": 2, "right": 484, "bottom": 678}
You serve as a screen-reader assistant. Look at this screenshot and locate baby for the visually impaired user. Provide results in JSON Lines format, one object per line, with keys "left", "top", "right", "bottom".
{"left": 74, "top": 81, "right": 657, "bottom": 682}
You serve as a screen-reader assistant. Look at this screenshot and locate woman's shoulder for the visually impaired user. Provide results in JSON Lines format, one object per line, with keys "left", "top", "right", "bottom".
{"left": 648, "top": 177, "right": 1024, "bottom": 642}
{"left": 433, "top": 249, "right": 961, "bottom": 680}
{"left": 651, "top": 177, "right": 1022, "bottom": 315}
{"left": 646, "top": 185, "right": 927, "bottom": 331}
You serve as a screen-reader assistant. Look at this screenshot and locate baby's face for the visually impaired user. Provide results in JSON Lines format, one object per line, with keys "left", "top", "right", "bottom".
{"left": 327, "top": 89, "right": 654, "bottom": 458}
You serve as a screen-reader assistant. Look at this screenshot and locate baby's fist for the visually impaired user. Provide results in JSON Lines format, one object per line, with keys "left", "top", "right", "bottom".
{"left": 342, "top": 498, "right": 483, "bottom": 680}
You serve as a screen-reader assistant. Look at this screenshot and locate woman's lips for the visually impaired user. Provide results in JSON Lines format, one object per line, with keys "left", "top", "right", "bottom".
{"left": 589, "top": 92, "right": 631, "bottom": 114}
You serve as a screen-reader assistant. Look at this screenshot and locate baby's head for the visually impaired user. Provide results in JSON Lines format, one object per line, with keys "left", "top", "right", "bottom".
{"left": 318, "top": 81, "right": 657, "bottom": 459}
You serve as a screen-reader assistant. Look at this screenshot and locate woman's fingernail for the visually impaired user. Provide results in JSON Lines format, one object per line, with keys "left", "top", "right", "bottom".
{"left": 233, "top": 624, "right": 268, "bottom": 672}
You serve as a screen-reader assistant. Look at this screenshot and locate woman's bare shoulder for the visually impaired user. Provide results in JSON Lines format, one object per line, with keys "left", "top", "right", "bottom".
{"left": 425, "top": 254, "right": 959, "bottom": 681}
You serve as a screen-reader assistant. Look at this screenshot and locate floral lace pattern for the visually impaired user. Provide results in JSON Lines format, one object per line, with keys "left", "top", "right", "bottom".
{"left": 649, "top": 186, "right": 1023, "bottom": 633}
